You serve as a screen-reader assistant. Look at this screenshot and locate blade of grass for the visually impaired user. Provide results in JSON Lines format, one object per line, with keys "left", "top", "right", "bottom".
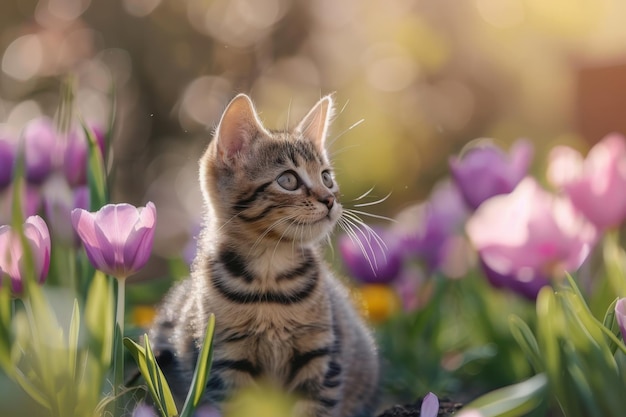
{"left": 124, "top": 336, "right": 178, "bottom": 417}
{"left": 508, "top": 315, "right": 543, "bottom": 373}
{"left": 461, "top": 373, "right": 548, "bottom": 417}
{"left": 180, "top": 314, "right": 216, "bottom": 417}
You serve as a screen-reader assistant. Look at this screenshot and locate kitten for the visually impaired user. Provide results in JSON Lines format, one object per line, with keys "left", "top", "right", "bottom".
{"left": 150, "top": 94, "right": 379, "bottom": 417}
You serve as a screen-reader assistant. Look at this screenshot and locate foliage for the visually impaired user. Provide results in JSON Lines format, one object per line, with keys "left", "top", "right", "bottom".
{"left": 0, "top": 85, "right": 216, "bottom": 417}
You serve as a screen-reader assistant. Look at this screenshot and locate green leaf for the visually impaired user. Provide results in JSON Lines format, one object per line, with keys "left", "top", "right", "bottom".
{"left": 461, "top": 373, "right": 548, "bottom": 417}
{"left": 81, "top": 118, "right": 108, "bottom": 210}
{"left": 181, "top": 314, "right": 216, "bottom": 417}
{"left": 12, "top": 367, "right": 51, "bottom": 411}
{"left": 536, "top": 288, "right": 560, "bottom": 381}
{"left": 145, "top": 336, "right": 173, "bottom": 414}
{"left": 0, "top": 286, "right": 12, "bottom": 368}
{"left": 508, "top": 315, "right": 542, "bottom": 373}
{"left": 68, "top": 299, "right": 80, "bottom": 381}
{"left": 603, "top": 298, "right": 621, "bottom": 355}
{"left": 113, "top": 323, "right": 124, "bottom": 393}
{"left": 124, "top": 336, "right": 178, "bottom": 417}
{"left": 85, "top": 272, "right": 114, "bottom": 367}
{"left": 602, "top": 230, "right": 626, "bottom": 297}
{"left": 10, "top": 152, "right": 26, "bottom": 228}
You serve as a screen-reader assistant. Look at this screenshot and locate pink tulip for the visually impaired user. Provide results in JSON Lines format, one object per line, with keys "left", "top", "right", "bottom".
{"left": 71, "top": 202, "right": 156, "bottom": 279}
{"left": 548, "top": 133, "right": 626, "bottom": 230}
{"left": 466, "top": 178, "right": 596, "bottom": 299}
{"left": 0, "top": 215, "right": 51, "bottom": 294}
{"left": 616, "top": 298, "right": 626, "bottom": 342}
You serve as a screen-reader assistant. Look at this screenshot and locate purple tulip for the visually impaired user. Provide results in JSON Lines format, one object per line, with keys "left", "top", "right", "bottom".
{"left": 0, "top": 183, "right": 42, "bottom": 226}
{"left": 393, "top": 266, "right": 429, "bottom": 312}
{"left": 0, "top": 215, "right": 51, "bottom": 294}
{"left": 395, "top": 180, "right": 470, "bottom": 275}
{"left": 62, "top": 124, "right": 105, "bottom": 187}
{"left": 43, "top": 178, "right": 90, "bottom": 245}
{"left": 421, "top": 392, "right": 439, "bottom": 417}
{"left": 0, "top": 137, "right": 14, "bottom": 189}
{"left": 339, "top": 228, "right": 403, "bottom": 284}
{"left": 71, "top": 202, "right": 156, "bottom": 279}
{"left": 616, "top": 298, "right": 626, "bottom": 342}
{"left": 548, "top": 133, "right": 626, "bottom": 230}
{"left": 62, "top": 129, "right": 89, "bottom": 187}
{"left": 450, "top": 139, "right": 533, "bottom": 210}
{"left": 466, "top": 178, "right": 597, "bottom": 300}
{"left": 132, "top": 404, "right": 158, "bottom": 417}
{"left": 21, "top": 117, "right": 57, "bottom": 184}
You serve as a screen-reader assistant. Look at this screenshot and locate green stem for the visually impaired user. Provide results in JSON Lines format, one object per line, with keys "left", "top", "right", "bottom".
{"left": 116, "top": 277, "right": 126, "bottom": 338}
{"left": 112, "top": 276, "right": 126, "bottom": 406}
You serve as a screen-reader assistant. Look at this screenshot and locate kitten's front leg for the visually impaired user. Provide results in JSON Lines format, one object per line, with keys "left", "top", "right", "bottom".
{"left": 289, "top": 355, "right": 344, "bottom": 417}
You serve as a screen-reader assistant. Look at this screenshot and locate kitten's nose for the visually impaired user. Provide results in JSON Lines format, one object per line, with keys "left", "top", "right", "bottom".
{"left": 319, "top": 195, "right": 335, "bottom": 210}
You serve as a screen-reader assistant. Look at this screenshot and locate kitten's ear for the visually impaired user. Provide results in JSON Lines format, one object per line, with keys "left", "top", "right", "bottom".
{"left": 295, "top": 95, "right": 334, "bottom": 151}
{"left": 214, "top": 94, "right": 267, "bottom": 163}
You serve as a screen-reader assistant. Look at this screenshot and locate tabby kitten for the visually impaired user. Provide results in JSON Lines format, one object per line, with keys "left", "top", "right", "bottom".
{"left": 150, "top": 94, "right": 379, "bottom": 417}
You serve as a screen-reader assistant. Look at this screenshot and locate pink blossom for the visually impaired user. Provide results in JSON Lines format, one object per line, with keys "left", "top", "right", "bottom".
{"left": 0, "top": 215, "right": 51, "bottom": 294}
{"left": 72, "top": 202, "right": 156, "bottom": 279}
{"left": 548, "top": 133, "right": 626, "bottom": 230}
{"left": 466, "top": 178, "right": 596, "bottom": 299}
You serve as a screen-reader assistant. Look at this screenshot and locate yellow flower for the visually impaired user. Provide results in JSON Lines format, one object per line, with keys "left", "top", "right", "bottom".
{"left": 355, "top": 284, "right": 400, "bottom": 323}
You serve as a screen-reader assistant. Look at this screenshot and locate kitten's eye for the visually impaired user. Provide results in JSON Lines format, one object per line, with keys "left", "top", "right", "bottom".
{"left": 321, "top": 171, "right": 334, "bottom": 188}
{"left": 277, "top": 171, "right": 300, "bottom": 191}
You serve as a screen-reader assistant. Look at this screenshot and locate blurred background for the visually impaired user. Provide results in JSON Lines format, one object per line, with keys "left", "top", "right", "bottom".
{"left": 2, "top": 0, "right": 626, "bottom": 272}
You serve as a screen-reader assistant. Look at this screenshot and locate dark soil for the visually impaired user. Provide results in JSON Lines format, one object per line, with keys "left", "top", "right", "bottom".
{"left": 377, "top": 398, "right": 463, "bottom": 417}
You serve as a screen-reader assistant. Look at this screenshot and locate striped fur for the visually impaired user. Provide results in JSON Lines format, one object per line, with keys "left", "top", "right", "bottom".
{"left": 150, "top": 94, "right": 379, "bottom": 416}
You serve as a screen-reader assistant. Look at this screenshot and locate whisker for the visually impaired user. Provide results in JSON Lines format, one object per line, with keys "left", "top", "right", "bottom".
{"left": 286, "top": 97, "right": 293, "bottom": 132}
{"left": 328, "top": 119, "right": 365, "bottom": 147}
{"left": 345, "top": 208, "right": 396, "bottom": 223}
{"left": 337, "top": 217, "right": 377, "bottom": 273}
{"left": 329, "top": 143, "right": 362, "bottom": 159}
{"left": 352, "top": 186, "right": 376, "bottom": 202}
{"left": 341, "top": 210, "right": 388, "bottom": 255}
{"left": 339, "top": 98, "right": 350, "bottom": 115}
{"left": 352, "top": 191, "right": 392, "bottom": 208}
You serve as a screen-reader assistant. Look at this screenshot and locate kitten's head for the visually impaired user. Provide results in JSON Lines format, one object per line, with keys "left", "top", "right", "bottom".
{"left": 200, "top": 94, "right": 341, "bottom": 245}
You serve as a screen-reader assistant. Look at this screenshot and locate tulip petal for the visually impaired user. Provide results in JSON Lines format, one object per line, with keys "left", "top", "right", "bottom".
{"left": 72, "top": 208, "right": 111, "bottom": 273}
{"left": 467, "top": 178, "right": 596, "bottom": 299}
{"left": 122, "top": 202, "right": 156, "bottom": 273}
{"left": 0, "top": 217, "right": 51, "bottom": 293}
{"left": 548, "top": 134, "right": 626, "bottom": 229}
{"left": 0, "top": 226, "right": 23, "bottom": 292}
{"left": 95, "top": 203, "right": 141, "bottom": 249}
{"left": 73, "top": 203, "right": 156, "bottom": 279}
{"left": 420, "top": 392, "right": 439, "bottom": 417}
{"left": 23, "top": 215, "right": 51, "bottom": 284}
